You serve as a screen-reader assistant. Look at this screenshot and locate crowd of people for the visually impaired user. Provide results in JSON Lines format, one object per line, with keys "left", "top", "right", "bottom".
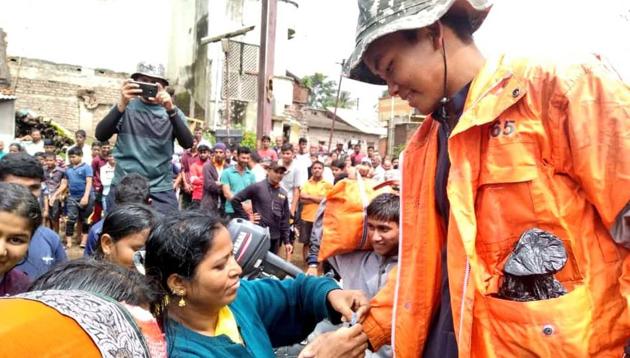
{"left": 1, "top": 0, "right": 629, "bottom": 356}
{"left": 0, "top": 128, "right": 398, "bottom": 357}
{"left": 0, "top": 57, "right": 402, "bottom": 358}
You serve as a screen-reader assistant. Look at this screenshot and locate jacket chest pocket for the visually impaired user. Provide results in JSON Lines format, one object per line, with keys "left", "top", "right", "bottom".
{"left": 475, "top": 141, "right": 540, "bottom": 273}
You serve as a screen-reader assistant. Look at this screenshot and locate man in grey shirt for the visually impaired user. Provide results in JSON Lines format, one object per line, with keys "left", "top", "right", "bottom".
{"left": 312, "top": 193, "right": 399, "bottom": 357}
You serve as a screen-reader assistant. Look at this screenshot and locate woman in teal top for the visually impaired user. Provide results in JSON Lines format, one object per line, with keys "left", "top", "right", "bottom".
{"left": 144, "top": 211, "right": 369, "bottom": 357}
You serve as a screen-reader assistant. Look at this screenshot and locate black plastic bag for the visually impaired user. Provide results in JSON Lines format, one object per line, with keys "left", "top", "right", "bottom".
{"left": 497, "top": 228, "right": 568, "bottom": 302}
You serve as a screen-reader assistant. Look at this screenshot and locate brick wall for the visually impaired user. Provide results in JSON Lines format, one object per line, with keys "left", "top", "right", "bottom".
{"left": 394, "top": 123, "right": 420, "bottom": 148}
{"left": 7, "top": 57, "right": 127, "bottom": 139}
{"left": 292, "top": 82, "right": 309, "bottom": 105}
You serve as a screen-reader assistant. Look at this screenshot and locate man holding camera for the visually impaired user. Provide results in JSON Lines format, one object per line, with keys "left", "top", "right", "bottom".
{"left": 95, "top": 62, "right": 194, "bottom": 215}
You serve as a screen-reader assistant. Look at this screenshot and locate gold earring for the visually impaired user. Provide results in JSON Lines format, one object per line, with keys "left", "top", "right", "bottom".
{"left": 177, "top": 290, "right": 186, "bottom": 307}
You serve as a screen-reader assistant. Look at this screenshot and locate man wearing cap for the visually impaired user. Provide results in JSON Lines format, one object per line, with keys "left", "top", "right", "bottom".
{"left": 95, "top": 62, "right": 194, "bottom": 215}
{"left": 201, "top": 142, "right": 228, "bottom": 214}
{"left": 345, "top": 0, "right": 629, "bottom": 356}
{"left": 231, "top": 161, "right": 292, "bottom": 256}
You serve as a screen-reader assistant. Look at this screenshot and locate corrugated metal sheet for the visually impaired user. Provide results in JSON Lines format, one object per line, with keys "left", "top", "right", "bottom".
{"left": 328, "top": 107, "right": 387, "bottom": 136}
{"left": 0, "top": 94, "right": 16, "bottom": 100}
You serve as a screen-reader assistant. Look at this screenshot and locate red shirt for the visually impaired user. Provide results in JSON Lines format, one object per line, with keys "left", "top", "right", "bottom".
{"left": 257, "top": 148, "right": 278, "bottom": 162}
{"left": 180, "top": 150, "right": 198, "bottom": 184}
{"left": 92, "top": 156, "right": 108, "bottom": 192}
{"left": 350, "top": 152, "right": 365, "bottom": 166}
{"left": 190, "top": 158, "right": 208, "bottom": 201}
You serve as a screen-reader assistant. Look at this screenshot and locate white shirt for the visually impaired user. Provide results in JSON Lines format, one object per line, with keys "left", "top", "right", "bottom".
{"left": 323, "top": 167, "right": 335, "bottom": 185}
{"left": 372, "top": 165, "right": 386, "bottom": 183}
{"left": 66, "top": 144, "right": 92, "bottom": 166}
{"left": 251, "top": 164, "right": 267, "bottom": 183}
{"left": 384, "top": 168, "right": 400, "bottom": 181}
{"left": 100, "top": 163, "right": 116, "bottom": 196}
{"left": 22, "top": 140, "right": 45, "bottom": 156}
{"left": 295, "top": 152, "right": 311, "bottom": 171}
{"left": 279, "top": 159, "right": 305, "bottom": 207}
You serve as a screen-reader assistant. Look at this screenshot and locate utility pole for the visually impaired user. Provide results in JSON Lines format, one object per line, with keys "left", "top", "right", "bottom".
{"left": 198, "top": 25, "right": 255, "bottom": 143}
{"left": 257, "top": 0, "right": 277, "bottom": 140}
{"left": 327, "top": 59, "right": 345, "bottom": 153}
{"left": 221, "top": 39, "right": 231, "bottom": 144}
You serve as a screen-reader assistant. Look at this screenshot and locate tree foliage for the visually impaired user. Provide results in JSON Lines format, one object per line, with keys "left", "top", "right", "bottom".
{"left": 302, "top": 72, "right": 355, "bottom": 109}
{"left": 240, "top": 130, "right": 257, "bottom": 150}
{"left": 392, "top": 144, "right": 406, "bottom": 159}
{"left": 337, "top": 91, "right": 356, "bottom": 109}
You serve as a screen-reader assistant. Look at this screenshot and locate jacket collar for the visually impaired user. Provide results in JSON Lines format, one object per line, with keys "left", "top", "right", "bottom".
{"left": 451, "top": 55, "right": 528, "bottom": 137}
{"left": 406, "top": 56, "right": 529, "bottom": 149}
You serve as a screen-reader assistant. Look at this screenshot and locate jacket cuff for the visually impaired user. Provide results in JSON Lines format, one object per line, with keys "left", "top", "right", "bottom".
{"left": 362, "top": 314, "right": 390, "bottom": 351}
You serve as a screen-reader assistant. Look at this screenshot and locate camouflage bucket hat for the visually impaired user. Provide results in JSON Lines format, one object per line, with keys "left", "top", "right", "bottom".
{"left": 131, "top": 61, "right": 169, "bottom": 85}
{"left": 344, "top": 0, "right": 492, "bottom": 85}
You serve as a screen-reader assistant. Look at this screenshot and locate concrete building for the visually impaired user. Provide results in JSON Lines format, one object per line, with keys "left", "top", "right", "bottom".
{"left": 378, "top": 95, "right": 425, "bottom": 155}
{"left": 6, "top": 57, "right": 126, "bottom": 138}
{"left": 167, "top": 0, "right": 299, "bottom": 139}
{"left": 0, "top": 29, "right": 15, "bottom": 144}
{"left": 302, "top": 107, "right": 386, "bottom": 153}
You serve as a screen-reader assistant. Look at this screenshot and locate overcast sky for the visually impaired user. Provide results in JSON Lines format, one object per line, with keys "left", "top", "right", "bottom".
{"left": 2, "top": 0, "right": 628, "bottom": 116}
{"left": 292, "top": 0, "right": 630, "bottom": 114}
{"left": 0, "top": 0, "right": 170, "bottom": 72}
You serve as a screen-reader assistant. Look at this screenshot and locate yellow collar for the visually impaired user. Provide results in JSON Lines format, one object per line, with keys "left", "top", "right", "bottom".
{"left": 214, "top": 306, "right": 242, "bottom": 344}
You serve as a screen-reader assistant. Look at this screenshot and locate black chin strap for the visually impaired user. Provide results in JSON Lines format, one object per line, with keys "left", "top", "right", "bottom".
{"left": 437, "top": 36, "right": 450, "bottom": 122}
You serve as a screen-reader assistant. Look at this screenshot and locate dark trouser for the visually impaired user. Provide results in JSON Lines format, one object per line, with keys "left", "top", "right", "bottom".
{"left": 49, "top": 199, "right": 62, "bottom": 220}
{"left": 180, "top": 191, "right": 192, "bottom": 209}
{"left": 106, "top": 186, "right": 179, "bottom": 216}
{"left": 91, "top": 191, "right": 103, "bottom": 224}
{"left": 65, "top": 195, "right": 95, "bottom": 237}
{"left": 270, "top": 239, "right": 281, "bottom": 255}
{"left": 299, "top": 221, "right": 314, "bottom": 244}
{"left": 188, "top": 200, "right": 201, "bottom": 210}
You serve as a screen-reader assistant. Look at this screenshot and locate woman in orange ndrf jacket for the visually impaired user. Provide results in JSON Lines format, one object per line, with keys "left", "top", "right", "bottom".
{"left": 343, "top": 0, "right": 630, "bottom": 356}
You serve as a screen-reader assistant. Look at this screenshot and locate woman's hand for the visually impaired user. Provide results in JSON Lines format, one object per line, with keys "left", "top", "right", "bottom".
{"left": 298, "top": 324, "right": 368, "bottom": 358}
{"left": 327, "top": 289, "right": 370, "bottom": 323}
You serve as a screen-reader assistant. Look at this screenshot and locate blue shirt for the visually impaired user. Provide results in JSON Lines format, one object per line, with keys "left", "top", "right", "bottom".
{"left": 83, "top": 219, "right": 104, "bottom": 257}
{"left": 166, "top": 275, "right": 341, "bottom": 357}
{"left": 66, "top": 162, "right": 93, "bottom": 198}
{"left": 220, "top": 166, "right": 255, "bottom": 214}
{"left": 16, "top": 226, "right": 68, "bottom": 279}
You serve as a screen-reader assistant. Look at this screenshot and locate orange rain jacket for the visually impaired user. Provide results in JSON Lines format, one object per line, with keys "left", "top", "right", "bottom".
{"left": 395, "top": 54, "right": 630, "bottom": 357}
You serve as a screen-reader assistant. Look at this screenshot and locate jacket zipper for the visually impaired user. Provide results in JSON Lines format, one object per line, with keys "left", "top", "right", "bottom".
{"left": 458, "top": 259, "right": 471, "bottom": 345}
{"left": 391, "top": 150, "right": 404, "bottom": 358}
{"left": 452, "top": 75, "right": 511, "bottom": 347}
